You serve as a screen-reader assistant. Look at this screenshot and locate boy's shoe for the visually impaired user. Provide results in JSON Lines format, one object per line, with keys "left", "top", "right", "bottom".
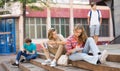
{"left": 20, "top": 59, "right": 25, "bottom": 63}
{"left": 12, "top": 63, "right": 19, "bottom": 67}
{"left": 41, "top": 59, "right": 51, "bottom": 65}
{"left": 99, "top": 50, "right": 108, "bottom": 64}
{"left": 50, "top": 61, "right": 56, "bottom": 67}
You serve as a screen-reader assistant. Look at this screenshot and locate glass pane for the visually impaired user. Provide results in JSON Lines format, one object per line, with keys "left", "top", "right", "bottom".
{"left": 30, "top": 25, "right": 35, "bottom": 38}
{"left": 42, "top": 18, "right": 46, "bottom": 24}
{"left": 25, "top": 18, "right": 29, "bottom": 24}
{"left": 25, "top": 24, "right": 29, "bottom": 38}
{"left": 52, "top": 0, "right": 69, "bottom": 4}
{"left": 66, "top": 25, "right": 69, "bottom": 37}
{"left": 36, "top": 18, "right": 41, "bottom": 24}
{"left": 42, "top": 25, "right": 47, "bottom": 38}
{"left": 37, "top": 25, "right": 41, "bottom": 38}
{"left": 61, "top": 25, "right": 65, "bottom": 37}
{"left": 30, "top": 18, "right": 35, "bottom": 24}
{"left": 102, "top": 19, "right": 108, "bottom": 24}
{"left": 61, "top": 18, "right": 64, "bottom": 24}
{"left": 52, "top": 25, "right": 59, "bottom": 34}
{"left": 73, "top": 0, "right": 89, "bottom": 4}
{"left": 55, "top": 18, "right": 59, "bottom": 24}
{"left": 51, "top": 18, "right": 54, "bottom": 24}
{"left": 65, "top": 18, "right": 69, "bottom": 24}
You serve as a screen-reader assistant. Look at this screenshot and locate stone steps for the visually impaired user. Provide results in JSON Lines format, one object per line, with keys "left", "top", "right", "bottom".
{"left": 30, "top": 58, "right": 89, "bottom": 71}
{"left": 1, "top": 61, "right": 21, "bottom": 71}
{"left": 19, "top": 62, "right": 47, "bottom": 71}
{"left": 10, "top": 59, "right": 47, "bottom": 71}
{"left": 0, "top": 64, "right": 6, "bottom": 71}
{"left": 107, "top": 53, "right": 120, "bottom": 62}
{"left": 38, "top": 52, "right": 120, "bottom": 62}
{"left": 71, "top": 61, "right": 120, "bottom": 71}
{"left": 37, "top": 52, "right": 120, "bottom": 71}
{"left": 1, "top": 59, "right": 47, "bottom": 71}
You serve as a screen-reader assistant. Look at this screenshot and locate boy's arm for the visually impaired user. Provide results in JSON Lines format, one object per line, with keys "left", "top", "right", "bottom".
{"left": 21, "top": 44, "right": 26, "bottom": 52}
{"left": 56, "top": 34, "right": 66, "bottom": 45}
{"left": 99, "top": 11, "right": 102, "bottom": 24}
{"left": 87, "top": 11, "right": 90, "bottom": 25}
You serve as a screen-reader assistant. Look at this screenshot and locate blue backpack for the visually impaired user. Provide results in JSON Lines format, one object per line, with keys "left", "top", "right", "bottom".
{"left": 90, "top": 10, "right": 100, "bottom": 21}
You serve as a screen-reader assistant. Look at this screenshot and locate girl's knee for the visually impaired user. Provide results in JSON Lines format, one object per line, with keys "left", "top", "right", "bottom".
{"left": 87, "top": 37, "right": 94, "bottom": 41}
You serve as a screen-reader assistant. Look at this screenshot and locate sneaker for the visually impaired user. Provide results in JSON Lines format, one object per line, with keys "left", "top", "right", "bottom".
{"left": 99, "top": 50, "right": 108, "bottom": 64}
{"left": 12, "top": 63, "right": 19, "bottom": 67}
{"left": 50, "top": 61, "right": 56, "bottom": 67}
{"left": 41, "top": 59, "right": 51, "bottom": 65}
{"left": 20, "top": 59, "right": 25, "bottom": 63}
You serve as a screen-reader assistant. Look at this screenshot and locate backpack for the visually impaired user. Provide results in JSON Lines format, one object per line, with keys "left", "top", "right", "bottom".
{"left": 90, "top": 10, "right": 100, "bottom": 21}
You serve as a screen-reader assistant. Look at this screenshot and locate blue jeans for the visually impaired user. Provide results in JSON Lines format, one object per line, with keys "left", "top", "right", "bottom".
{"left": 69, "top": 37, "right": 100, "bottom": 64}
{"left": 16, "top": 50, "right": 37, "bottom": 61}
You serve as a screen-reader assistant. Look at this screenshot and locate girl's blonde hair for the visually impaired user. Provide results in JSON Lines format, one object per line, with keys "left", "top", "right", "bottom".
{"left": 74, "top": 24, "right": 88, "bottom": 43}
{"left": 48, "top": 28, "right": 56, "bottom": 40}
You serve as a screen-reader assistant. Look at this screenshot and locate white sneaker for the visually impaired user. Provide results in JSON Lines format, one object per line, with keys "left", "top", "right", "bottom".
{"left": 41, "top": 59, "right": 51, "bottom": 65}
{"left": 99, "top": 50, "right": 108, "bottom": 64}
{"left": 50, "top": 61, "right": 56, "bottom": 67}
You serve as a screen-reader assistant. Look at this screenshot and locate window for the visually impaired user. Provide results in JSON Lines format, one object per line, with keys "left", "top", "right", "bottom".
{"left": 90, "top": 0, "right": 101, "bottom": 3}
{"left": 74, "top": 18, "right": 109, "bottom": 37}
{"left": 25, "top": 18, "right": 47, "bottom": 39}
{"left": 51, "top": 18, "right": 69, "bottom": 38}
{"left": 99, "top": 19, "right": 109, "bottom": 37}
{"left": 51, "top": 0, "right": 69, "bottom": 4}
{"left": 74, "top": 18, "right": 90, "bottom": 36}
{"left": 73, "top": 0, "right": 89, "bottom": 4}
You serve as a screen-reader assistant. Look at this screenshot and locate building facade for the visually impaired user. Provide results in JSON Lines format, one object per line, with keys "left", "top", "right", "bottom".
{"left": 25, "top": 0, "right": 113, "bottom": 45}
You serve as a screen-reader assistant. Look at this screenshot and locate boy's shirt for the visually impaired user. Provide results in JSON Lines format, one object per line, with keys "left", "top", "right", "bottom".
{"left": 24, "top": 43, "right": 36, "bottom": 53}
{"left": 88, "top": 10, "right": 102, "bottom": 25}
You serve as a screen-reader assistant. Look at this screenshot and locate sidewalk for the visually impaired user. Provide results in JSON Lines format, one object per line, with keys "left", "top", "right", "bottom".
{"left": 99, "top": 44, "right": 120, "bottom": 54}
{"left": 0, "top": 54, "right": 15, "bottom": 64}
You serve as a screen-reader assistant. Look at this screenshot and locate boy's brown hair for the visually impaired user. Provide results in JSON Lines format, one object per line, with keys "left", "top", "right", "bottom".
{"left": 25, "top": 38, "right": 32, "bottom": 43}
{"left": 90, "top": 2, "right": 96, "bottom": 7}
{"left": 48, "top": 28, "right": 56, "bottom": 40}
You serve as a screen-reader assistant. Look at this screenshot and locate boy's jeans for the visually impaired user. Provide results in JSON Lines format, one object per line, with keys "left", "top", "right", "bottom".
{"left": 16, "top": 51, "right": 37, "bottom": 61}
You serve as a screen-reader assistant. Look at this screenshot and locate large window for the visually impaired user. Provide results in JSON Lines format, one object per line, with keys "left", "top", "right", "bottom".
{"left": 73, "top": 0, "right": 89, "bottom": 4}
{"left": 51, "top": 18, "right": 69, "bottom": 38}
{"left": 100, "top": 19, "right": 109, "bottom": 37}
{"left": 74, "top": 18, "right": 109, "bottom": 37}
{"left": 25, "top": 18, "right": 47, "bottom": 39}
{"left": 74, "top": 18, "right": 90, "bottom": 36}
{"left": 51, "top": 0, "right": 69, "bottom": 4}
{"left": 51, "top": 0, "right": 89, "bottom": 4}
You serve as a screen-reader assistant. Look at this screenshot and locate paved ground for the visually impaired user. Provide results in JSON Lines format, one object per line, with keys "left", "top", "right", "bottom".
{"left": 0, "top": 54, "right": 15, "bottom": 71}
{"left": 99, "top": 44, "right": 120, "bottom": 54}
{"left": 0, "top": 54, "right": 15, "bottom": 64}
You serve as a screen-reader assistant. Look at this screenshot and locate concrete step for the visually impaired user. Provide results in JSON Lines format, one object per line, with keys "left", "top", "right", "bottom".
{"left": 98, "top": 44, "right": 120, "bottom": 54}
{"left": 71, "top": 61, "right": 120, "bottom": 71}
{"left": 38, "top": 52, "right": 120, "bottom": 62}
{"left": 10, "top": 59, "right": 47, "bottom": 71}
{"left": 107, "top": 53, "right": 120, "bottom": 62}
{"left": 30, "top": 58, "right": 89, "bottom": 71}
{"left": 1, "top": 61, "right": 21, "bottom": 71}
{"left": 0, "top": 64, "right": 6, "bottom": 71}
{"left": 19, "top": 62, "right": 47, "bottom": 71}
{"left": 38, "top": 52, "right": 120, "bottom": 71}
